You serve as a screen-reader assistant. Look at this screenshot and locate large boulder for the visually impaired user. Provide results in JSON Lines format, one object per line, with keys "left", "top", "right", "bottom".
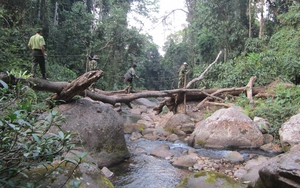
{"left": 53, "top": 98, "right": 130, "bottom": 167}
{"left": 192, "top": 107, "right": 264, "bottom": 149}
{"left": 164, "top": 113, "right": 195, "bottom": 134}
{"left": 279, "top": 113, "right": 300, "bottom": 152}
{"left": 258, "top": 145, "right": 300, "bottom": 188}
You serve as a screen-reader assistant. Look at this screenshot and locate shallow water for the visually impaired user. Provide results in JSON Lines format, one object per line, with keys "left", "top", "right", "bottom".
{"left": 109, "top": 135, "right": 242, "bottom": 188}
{"left": 112, "top": 114, "right": 277, "bottom": 187}
{"left": 109, "top": 136, "right": 191, "bottom": 188}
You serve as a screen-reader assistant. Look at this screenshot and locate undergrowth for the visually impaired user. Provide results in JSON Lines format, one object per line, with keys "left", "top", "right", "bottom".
{"left": 235, "top": 83, "right": 300, "bottom": 141}
{"left": 0, "top": 72, "right": 84, "bottom": 187}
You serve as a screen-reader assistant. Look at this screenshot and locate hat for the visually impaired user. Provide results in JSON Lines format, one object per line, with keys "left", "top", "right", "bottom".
{"left": 92, "top": 55, "right": 99, "bottom": 60}
{"left": 132, "top": 64, "right": 137, "bottom": 67}
{"left": 183, "top": 62, "right": 188, "bottom": 65}
{"left": 37, "top": 28, "right": 43, "bottom": 33}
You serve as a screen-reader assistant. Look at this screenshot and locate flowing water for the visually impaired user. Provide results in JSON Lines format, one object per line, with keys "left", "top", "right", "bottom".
{"left": 109, "top": 135, "right": 243, "bottom": 188}
{"left": 110, "top": 114, "right": 276, "bottom": 188}
{"left": 109, "top": 136, "right": 191, "bottom": 188}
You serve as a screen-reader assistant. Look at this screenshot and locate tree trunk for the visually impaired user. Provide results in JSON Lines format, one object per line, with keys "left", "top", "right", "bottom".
{"left": 259, "top": 0, "right": 265, "bottom": 38}
{"left": 0, "top": 72, "right": 267, "bottom": 113}
{"left": 249, "top": 0, "right": 252, "bottom": 38}
{"left": 54, "top": 2, "right": 58, "bottom": 25}
{"left": 37, "top": 0, "right": 41, "bottom": 20}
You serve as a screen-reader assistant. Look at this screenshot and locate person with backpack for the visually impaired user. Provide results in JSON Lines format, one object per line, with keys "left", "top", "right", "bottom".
{"left": 124, "top": 64, "right": 139, "bottom": 94}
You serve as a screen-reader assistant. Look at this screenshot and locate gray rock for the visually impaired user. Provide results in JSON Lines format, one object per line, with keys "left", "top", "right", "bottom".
{"left": 130, "top": 131, "right": 142, "bottom": 140}
{"left": 54, "top": 98, "right": 130, "bottom": 167}
{"left": 193, "top": 107, "right": 264, "bottom": 149}
{"left": 150, "top": 144, "right": 173, "bottom": 158}
{"left": 253, "top": 117, "right": 270, "bottom": 134}
{"left": 240, "top": 156, "right": 269, "bottom": 187}
{"left": 22, "top": 151, "right": 114, "bottom": 188}
{"left": 234, "top": 169, "right": 247, "bottom": 179}
{"left": 263, "top": 134, "right": 273, "bottom": 144}
{"left": 260, "top": 143, "right": 283, "bottom": 154}
{"left": 279, "top": 113, "right": 300, "bottom": 152}
{"left": 171, "top": 153, "right": 199, "bottom": 168}
{"left": 259, "top": 145, "right": 300, "bottom": 188}
{"left": 167, "top": 133, "right": 179, "bottom": 142}
{"left": 101, "top": 167, "right": 114, "bottom": 178}
{"left": 164, "top": 113, "right": 195, "bottom": 134}
{"left": 124, "top": 123, "right": 146, "bottom": 134}
{"left": 222, "top": 151, "right": 244, "bottom": 164}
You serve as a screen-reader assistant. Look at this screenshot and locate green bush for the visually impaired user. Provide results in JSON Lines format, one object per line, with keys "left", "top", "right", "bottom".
{"left": 0, "top": 80, "right": 79, "bottom": 187}
{"left": 235, "top": 84, "right": 300, "bottom": 142}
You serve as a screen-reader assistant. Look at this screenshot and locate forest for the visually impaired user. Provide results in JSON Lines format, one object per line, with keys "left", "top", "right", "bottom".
{"left": 1, "top": 0, "right": 300, "bottom": 187}
{"left": 1, "top": 0, "right": 300, "bottom": 90}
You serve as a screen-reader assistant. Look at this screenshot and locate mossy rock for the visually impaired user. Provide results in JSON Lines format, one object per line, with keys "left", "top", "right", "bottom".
{"left": 14, "top": 161, "right": 114, "bottom": 188}
{"left": 195, "top": 139, "right": 206, "bottom": 147}
{"left": 176, "top": 171, "right": 246, "bottom": 188}
{"left": 124, "top": 123, "right": 147, "bottom": 134}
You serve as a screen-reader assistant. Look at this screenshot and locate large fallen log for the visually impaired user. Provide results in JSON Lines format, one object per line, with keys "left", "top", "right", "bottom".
{"left": 0, "top": 72, "right": 267, "bottom": 113}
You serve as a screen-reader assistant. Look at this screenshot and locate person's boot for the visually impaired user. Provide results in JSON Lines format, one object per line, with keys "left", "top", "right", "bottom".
{"left": 42, "top": 74, "right": 48, "bottom": 80}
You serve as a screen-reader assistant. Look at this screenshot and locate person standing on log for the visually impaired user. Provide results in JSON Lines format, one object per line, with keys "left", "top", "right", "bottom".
{"left": 28, "top": 29, "right": 48, "bottom": 79}
{"left": 178, "top": 62, "right": 188, "bottom": 88}
{"left": 87, "top": 55, "right": 99, "bottom": 91}
{"left": 87, "top": 55, "right": 99, "bottom": 71}
{"left": 124, "top": 64, "right": 139, "bottom": 94}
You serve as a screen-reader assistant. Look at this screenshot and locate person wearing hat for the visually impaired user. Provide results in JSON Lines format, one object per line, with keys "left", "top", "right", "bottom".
{"left": 178, "top": 62, "right": 188, "bottom": 88}
{"left": 88, "top": 55, "right": 99, "bottom": 71}
{"left": 87, "top": 55, "right": 99, "bottom": 91}
{"left": 28, "top": 29, "right": 48, "bottom": 79}
{"left": 124, "top": 64, "right": 139, "bottom": 94}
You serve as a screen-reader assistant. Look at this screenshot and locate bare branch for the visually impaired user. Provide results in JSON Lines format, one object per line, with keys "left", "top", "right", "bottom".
{"left": 186, "top": 51, "right": 223, "bottom": 88}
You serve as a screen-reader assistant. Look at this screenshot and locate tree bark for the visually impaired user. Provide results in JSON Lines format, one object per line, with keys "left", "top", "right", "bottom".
{"left": 53, "top": 2, "right": 58, "bottom": 25}
{"left": 259, "top": 0, "right": 265, "bottom": 38}
{"left": 0, "top": 72, "right": 267, "bottom": 113}
{"left": 246, "top": 76, "right": 257, "bottom": 105}
{"left": 249, "top": 0, "right": 252, "bottom": 38}
{"left": 186, "top": 51, "right": 223, "bottom": 89}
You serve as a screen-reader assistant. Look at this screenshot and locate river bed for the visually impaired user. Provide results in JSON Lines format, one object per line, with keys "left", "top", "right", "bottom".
{"left": 110, "top": 112, "right": 276, "bottom": 187}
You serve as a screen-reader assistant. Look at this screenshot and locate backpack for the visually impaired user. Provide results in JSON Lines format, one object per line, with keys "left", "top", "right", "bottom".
{"left": 124, "top": 72, "right": 132, "bottom": 81}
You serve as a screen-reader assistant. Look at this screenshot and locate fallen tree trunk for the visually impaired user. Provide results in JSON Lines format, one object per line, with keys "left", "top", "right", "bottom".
{"left": 0, "top": 72, "right": 267, "bottom": 113}
{"left": 153, "top": 86, "right": 266, "bottom": 114}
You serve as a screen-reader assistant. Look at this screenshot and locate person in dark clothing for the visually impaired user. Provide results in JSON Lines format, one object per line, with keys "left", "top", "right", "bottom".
{"left": 124, "top": 64, "right": 139, "bottom": 93}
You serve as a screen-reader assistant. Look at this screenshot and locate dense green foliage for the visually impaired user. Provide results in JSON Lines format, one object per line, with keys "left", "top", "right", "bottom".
{"left": 0, "top": 77, "right": 85, "bottom": 187}
{"left": 163, "top": 1, "right": 300, "bottom": 89}
{"left": 1, "top": 1, "right": 300, "bottom": 90}
{"left": 0, "top": 0, "right": 162, "bottom": 90}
